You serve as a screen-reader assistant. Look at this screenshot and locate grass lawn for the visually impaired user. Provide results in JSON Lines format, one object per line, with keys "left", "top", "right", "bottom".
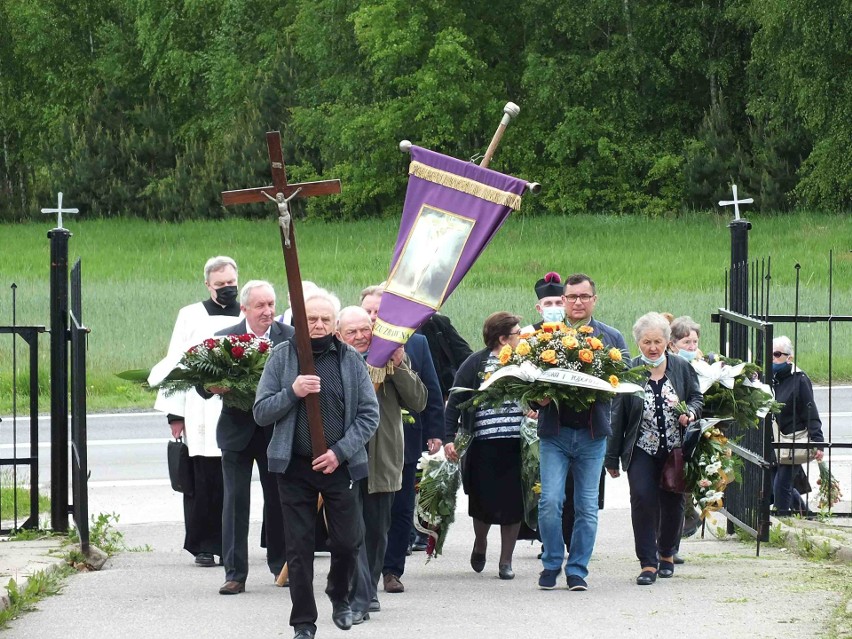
{"left": 0, "top": 212, "right": 849, "bottom": 414}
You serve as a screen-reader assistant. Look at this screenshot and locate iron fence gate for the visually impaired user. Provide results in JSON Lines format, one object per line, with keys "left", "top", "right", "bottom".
{"left": 714, "top": 251, "right": 851, "bottom": 554}
{"left": 70, "top": 259, "right": 89, "bottom": 550}
{"left": 0, "top": 313, "right": 45, "bottom": 533}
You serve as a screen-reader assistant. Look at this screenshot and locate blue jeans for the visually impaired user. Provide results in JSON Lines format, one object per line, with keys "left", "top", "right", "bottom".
{"left": 538, "top": 427, "right": 606, "bottom": 579}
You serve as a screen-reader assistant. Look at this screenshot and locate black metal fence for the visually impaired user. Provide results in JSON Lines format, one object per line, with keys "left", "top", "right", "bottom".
{"left": 69, "top": 259, "right": 89, "bottom": 550}
{"left": 714, "top": 249, "right": 851, "bottom": 553}
{"left": 0, "top": 283, "right": 46, "bottom": 533}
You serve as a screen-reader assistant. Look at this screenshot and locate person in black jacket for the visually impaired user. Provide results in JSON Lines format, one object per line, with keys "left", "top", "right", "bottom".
{"left": 771, "top": 336, "right": 824, "bottom": 515}
{"left": 606, "top": 312, "right": 703, "bottom": 586}
{"left": 444, "top": 312, "right": 526, "bottom": 580}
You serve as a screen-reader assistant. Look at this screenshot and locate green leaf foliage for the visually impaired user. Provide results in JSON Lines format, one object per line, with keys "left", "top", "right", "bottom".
{"left": 0, "top": 0, "right": 849, "bottom": 220}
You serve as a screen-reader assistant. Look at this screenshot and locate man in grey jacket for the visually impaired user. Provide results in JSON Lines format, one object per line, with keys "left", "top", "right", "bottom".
{"left": 254, "top": 290, "right": 379, "bottom": 639}
{"left": 337, "top": 306, "right": 427, "bottom": 624}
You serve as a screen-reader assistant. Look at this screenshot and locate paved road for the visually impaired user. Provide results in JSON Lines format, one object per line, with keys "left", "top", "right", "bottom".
{"left": 1, "top": 386, "right": 850, "bottom": 524}
{"left": 4, "top": 508, "right": 848, "bottom": 639}
{"left": 0, "top": 391, "right": 850, "bottom": 637}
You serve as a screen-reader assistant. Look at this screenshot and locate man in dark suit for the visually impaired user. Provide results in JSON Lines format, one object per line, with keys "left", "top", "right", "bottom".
{"left": 204, "top": 280, "right": 294, "bottom": 595}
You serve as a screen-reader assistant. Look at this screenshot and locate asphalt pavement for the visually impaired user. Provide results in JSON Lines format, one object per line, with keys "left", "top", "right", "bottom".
{"left": 2, "top": 505, "right": 850, "bottom": 639}
{"left": 0, "top": 388, "right": 851, "bottom": 636}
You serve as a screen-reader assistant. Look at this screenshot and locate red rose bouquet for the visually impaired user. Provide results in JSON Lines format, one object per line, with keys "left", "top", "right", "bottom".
{"left": 155, "top": 333, "right": 273, "bottom": 411}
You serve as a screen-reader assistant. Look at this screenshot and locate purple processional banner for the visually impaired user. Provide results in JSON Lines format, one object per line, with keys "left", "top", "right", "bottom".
{"left": 366, "top": 145, "right": 529, "bottom": 381}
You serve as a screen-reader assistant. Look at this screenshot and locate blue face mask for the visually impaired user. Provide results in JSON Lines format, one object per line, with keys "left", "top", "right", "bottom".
{"left": 641, "top": 353, "right": 666, "bottom": 368}
{"left": 541, "top": 307, "right": 565, "bottom": 323}
{"left": 772, "top": 362, "right": 791, "bottom": 375}
{"left": 677, "top": 349, "right": 697, "bottom": 362}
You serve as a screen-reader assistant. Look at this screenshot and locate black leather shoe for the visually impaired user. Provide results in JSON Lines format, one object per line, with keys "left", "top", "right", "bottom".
{"left": 294, "top": 627, "right": 316, "bottom": 639}
{"left": 498, "top": 563, "right": 515, "bottom": 580}
{"left": 673, "top": 553, "right": 685, "bottom": 565}
{"left": 195, "top": 552, "right": 216, "bottom": 567}
{"left": 658, "top": 560, "right": 675, "bottom": 578}
{"left": 352, "top": 610, "right": 370, "bottom": 625}
{"left": 331, "top": 600, "right": 353, "bottom": 630}
{"left": 470, "top": 550, "right": 486, "bottom": 573}
{"left": 636, "top": 570, "right": 657, "bottom": 585}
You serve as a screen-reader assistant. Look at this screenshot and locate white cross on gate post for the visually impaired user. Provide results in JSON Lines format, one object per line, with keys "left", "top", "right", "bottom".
{"left": 718, "top": 184, "right": 753, "bottom": 221}
{"left": 41, "top": 192, "right": 79, "bottom": 229}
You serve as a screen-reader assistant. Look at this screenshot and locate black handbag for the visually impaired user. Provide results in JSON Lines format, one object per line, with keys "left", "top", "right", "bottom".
{"left": 167, "top": 437, "right": 193, "bottom": 496}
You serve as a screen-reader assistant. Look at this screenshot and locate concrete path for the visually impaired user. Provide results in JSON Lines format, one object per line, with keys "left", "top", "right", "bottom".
{"left": 3, "top": 505, "right": 849, "bottom": 639}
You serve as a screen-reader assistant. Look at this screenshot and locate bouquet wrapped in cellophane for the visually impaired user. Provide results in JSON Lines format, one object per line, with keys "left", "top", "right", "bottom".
{"left": 458, "top": 322, "right": 644, "bottom": 412}
{"left": 413, "top": 431, "right": 472, "bottom": 561}
{"left": 119, "top": 334, "right": 273, "bottom": 411}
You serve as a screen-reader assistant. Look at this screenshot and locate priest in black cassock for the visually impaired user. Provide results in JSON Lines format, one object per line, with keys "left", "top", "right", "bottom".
{"left": 148, "top": 256, "right": 242, "bottom": 567}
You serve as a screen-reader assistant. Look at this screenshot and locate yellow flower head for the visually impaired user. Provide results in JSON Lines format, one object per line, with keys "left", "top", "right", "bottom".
{"left": 587, "top": 337, "right": 604, "bottom": 351}
{"left": 515, "top": 340, "right": 531, "bottom": 356}
{"left": 561, "top": 335, "right": 579, "bottom": 349}
{"left": 532, "top": 482, "right": 542, "bottom": 495}
{"left": 578, "top": 325, "right": 595, "bottom": 334}
{"left": 609, "top": 375, "right": 620, "bottom": 388}
{"left": 539, "top": 332, "right": 552, "bottom": 342}
{"left": 540, "top": 349, "right": 557, "bottom": 364}
{"left": 608, "top": 347, "right": 623, "bottom": 362}
{"left": 578, "top": 349, "right": 594, "bottom": 364}
{"left": 498, "top": 345, "right": 512, "bottom": 364}
{"left": 541, "top": 322, "right": 561, "bottom": 332}
{"left": 558, "top": 323, "right": 571, "bottom": 333}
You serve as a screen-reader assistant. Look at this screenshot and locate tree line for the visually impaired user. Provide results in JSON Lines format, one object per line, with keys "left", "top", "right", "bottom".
{"left": 0, "top": 0, "right": 848, "bottom": 221}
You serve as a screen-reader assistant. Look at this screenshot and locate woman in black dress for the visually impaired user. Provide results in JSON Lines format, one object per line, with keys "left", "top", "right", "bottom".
{"left": 444, "top": 312, "right": 525, "bottom": 580}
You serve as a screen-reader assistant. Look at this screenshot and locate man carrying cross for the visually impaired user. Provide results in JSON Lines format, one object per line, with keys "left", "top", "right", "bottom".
{"left": 254, "top": 289, "right": 379, "bottom": 639}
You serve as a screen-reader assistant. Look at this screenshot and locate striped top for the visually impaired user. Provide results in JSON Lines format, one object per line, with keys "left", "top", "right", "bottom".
{"left": 472, "top": 355, "right": 523, "bottom": 440}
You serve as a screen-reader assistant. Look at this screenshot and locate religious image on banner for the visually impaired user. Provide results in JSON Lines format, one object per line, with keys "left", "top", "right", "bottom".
{"left": 385, "top": 205, "right": 474, "bottom": 309}
{"left": 366, "top": 144, "right": 530, "bottom": 382}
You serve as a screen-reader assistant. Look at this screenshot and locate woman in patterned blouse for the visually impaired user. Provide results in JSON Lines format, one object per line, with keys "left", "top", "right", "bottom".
{"left": 605, "top": 312, "right": 703, "bottom": 586}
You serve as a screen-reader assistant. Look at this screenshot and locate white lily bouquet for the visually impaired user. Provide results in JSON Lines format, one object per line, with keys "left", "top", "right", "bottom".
{"left": 413, "top": 432, "right": 472, "bottom": 560}
{"left": 692, "top": 357, "right": 781, "bottom": 429}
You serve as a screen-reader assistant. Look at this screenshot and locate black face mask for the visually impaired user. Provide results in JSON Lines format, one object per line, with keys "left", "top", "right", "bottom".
{"left": 311, "top": 334, "right": 335, "bottom": 354}
{"left": 214, "top": 285, "right": 238, "bottom": 307}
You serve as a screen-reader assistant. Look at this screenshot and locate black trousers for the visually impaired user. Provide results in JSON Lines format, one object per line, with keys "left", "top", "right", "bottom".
{"left": 383, "top": 461, "right": 416, "bottom": 578}
{"left": 350, "top": 480, "right": 394, "bottom": 613}
{"left": 277, "top": 457, "right": 363, "bottom": 631}
{"left": 183, "top": 455, "right": 224, "bottom": 557}
{"left": 627, "top": 447, "right": 685, "bottom": 568}
{"left": 221, "top": 425, "right": 286, "bottom": 582}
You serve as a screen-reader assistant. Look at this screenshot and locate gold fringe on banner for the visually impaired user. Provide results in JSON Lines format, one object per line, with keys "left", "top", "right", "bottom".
{"left": 409, "top": 161, "right": 522, "bottom": 211}
{"left": 368, "top": 362, "right": 395, "bottom": 385}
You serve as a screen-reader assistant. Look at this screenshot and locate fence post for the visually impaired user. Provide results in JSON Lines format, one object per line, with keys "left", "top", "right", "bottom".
{"left": 728, "top": 218, "right": 751, "bottom": 359}
{"left": 48, "top": 227, "right": 71, "bottom": 532}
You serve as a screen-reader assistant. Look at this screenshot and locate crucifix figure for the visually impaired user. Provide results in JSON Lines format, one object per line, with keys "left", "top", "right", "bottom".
{"left": 719, "top": 184, "right": 753, "bottom": 221}
{"left": 41, "top": 192, "right": 79, "bottom": 229}
{"left": 222, "top": 131, "right": 341, "bottom": 458}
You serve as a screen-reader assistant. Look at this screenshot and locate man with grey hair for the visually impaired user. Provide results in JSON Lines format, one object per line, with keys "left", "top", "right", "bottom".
{"left": 337, "top": 306, "right": 427, "bottom": 623}
{"left": 150, "top": 255, "right": 241, "bottom": 568}
{"left": 254, "top": 289, "right": 379, "bottom": 638}
{"left": 200, "top": 280, "right": 294, "bottom": 595}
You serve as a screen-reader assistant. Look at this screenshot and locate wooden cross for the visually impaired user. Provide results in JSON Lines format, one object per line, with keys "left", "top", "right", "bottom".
{"left": 719, "top": 184, "right": 753, "bottom": 221}
{"left": 41, "top": 192, "right": 79, "bottom": 229}
{"left": 222, "top": 131, "right": 341, "bottom": 459}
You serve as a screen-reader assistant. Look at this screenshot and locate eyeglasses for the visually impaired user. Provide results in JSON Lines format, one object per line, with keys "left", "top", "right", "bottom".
{"left": 507, "top": 329, "right": 521, "bottom": 336}
{"left": 564, "top": 294, "right": 595, "bottom": 303}
{"left": 772, "top": 351, "right": 790, "bottom": 358}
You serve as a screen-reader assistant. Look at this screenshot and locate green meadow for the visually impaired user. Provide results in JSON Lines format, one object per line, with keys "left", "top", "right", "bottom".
{"left": 0, "top": 212, "right": 849, "bottom": 414}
